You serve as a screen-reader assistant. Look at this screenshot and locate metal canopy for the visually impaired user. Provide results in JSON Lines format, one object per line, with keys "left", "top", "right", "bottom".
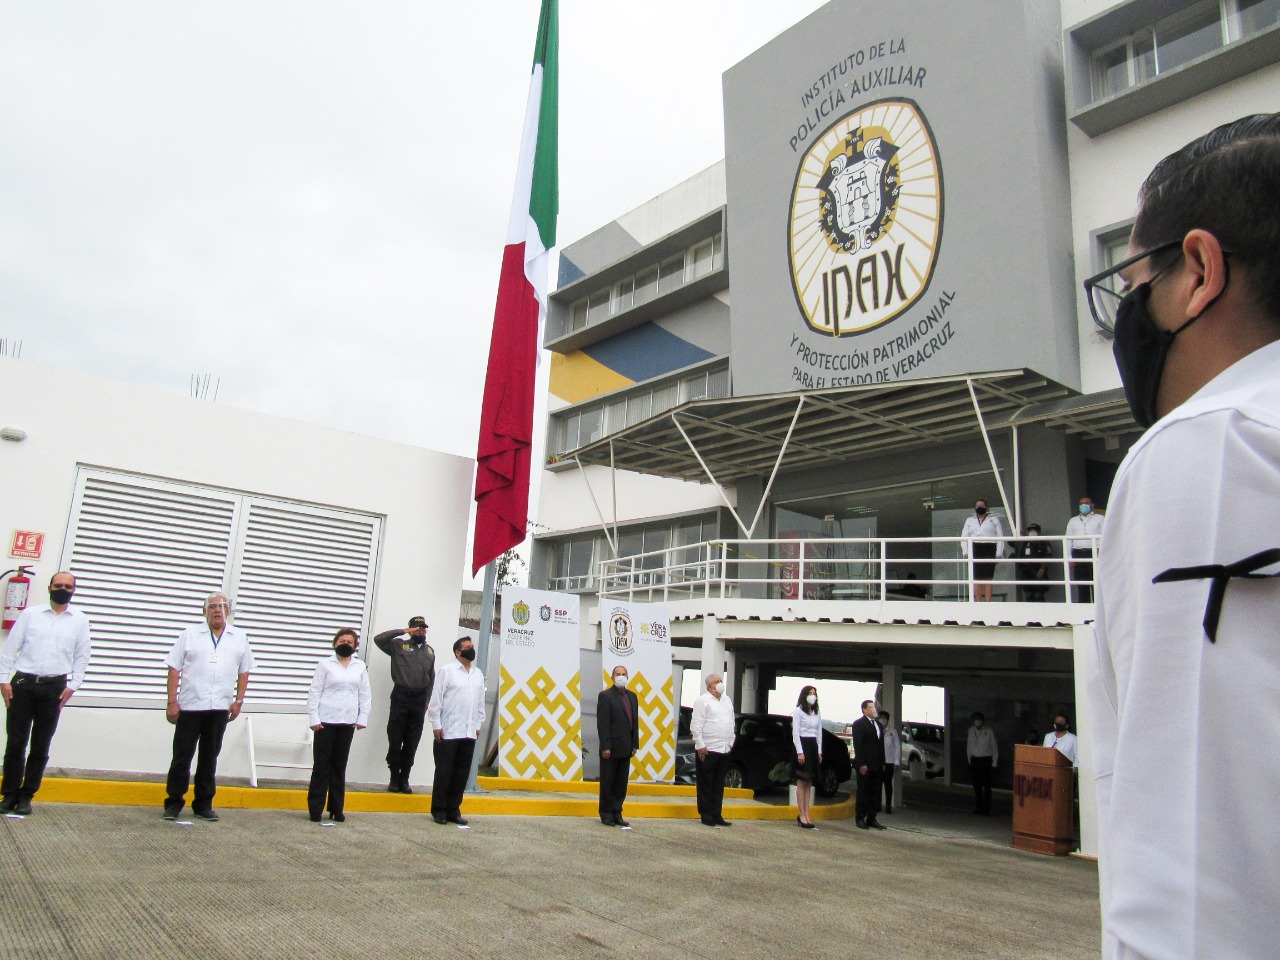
{"left": 562, "top": 370, "right": 1126, "bottom": 484}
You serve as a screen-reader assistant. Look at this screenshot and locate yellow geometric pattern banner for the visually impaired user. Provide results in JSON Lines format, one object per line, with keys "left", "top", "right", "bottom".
{"left": 500, "top": 665, "right": 582, "bottom": 780}
{"left": 601, "top": 670, "right": 675, "bottom": 782}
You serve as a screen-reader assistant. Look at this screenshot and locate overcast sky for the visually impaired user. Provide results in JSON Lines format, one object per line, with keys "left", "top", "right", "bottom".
{"left": 2, "top": 0, "right": 829, "bottom": 462}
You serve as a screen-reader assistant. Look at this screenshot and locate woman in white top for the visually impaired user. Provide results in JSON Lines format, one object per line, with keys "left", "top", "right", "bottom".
{"left": 306, "top": 628, "right": 372, "bottom": 823}
{"left": 960, "top": 498, "right": 1005, "bottom": 602}
{"left": 791, "top": 685, "right": 823, "bottom": 830}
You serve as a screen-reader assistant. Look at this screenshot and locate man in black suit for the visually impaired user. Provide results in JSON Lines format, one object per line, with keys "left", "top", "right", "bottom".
{"left": 851, "top": 698, "right": 887, "bottom": 830}
{"left": 596, "top": 664, "right": 640, "bottom": 827}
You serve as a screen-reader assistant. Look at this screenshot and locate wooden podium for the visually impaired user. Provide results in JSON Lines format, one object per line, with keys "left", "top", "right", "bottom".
{"left": 1011, "top": 744, "right": 1074, "bottom": 856}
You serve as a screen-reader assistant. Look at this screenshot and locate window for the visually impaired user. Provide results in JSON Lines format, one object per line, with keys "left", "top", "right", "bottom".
{"left": 586, "top": 289, "right": 610, "bottom": 325}
{"left": 690, "top": 238, "right": 716, "bottom": 279}
{"left": 651, "top": 382, "right": 678, "bottom": 416}
{"left": 657, "top": 254, "right": 685, "bottom": 296}
{"left": 613, "top": 277, "right": 634, "bottom": 314}
{"left": 1089, "top": 223, "right": 1134, "bottom": 336}
{"left": 707, "top": 367, "right": 730, "bottom": 399}
{"left": 1087, "top": 0, "right": 1274, "bottom": 102}
{"left": 571, "top": 300, "right": 588, "bottom": 331}
{"left": 61, "top": 469, "right": 380, "bottom": 705}
{"left": 578, "top": 407, "right": 603, "bottom": 446}
{"left": 633, "top": 265, "right": 659, "bottom": 306}
{"left": 626, "top": 391, "right": 652, "bottom": 427}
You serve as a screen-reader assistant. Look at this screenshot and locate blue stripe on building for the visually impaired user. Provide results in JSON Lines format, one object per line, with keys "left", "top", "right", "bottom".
{"left": 582, "top": 323, "right": 715, "bottom": 383}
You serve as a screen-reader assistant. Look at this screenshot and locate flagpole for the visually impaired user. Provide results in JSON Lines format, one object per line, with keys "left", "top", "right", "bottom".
{"left": 466, "top": 559, "right": 498, "bottom": 792}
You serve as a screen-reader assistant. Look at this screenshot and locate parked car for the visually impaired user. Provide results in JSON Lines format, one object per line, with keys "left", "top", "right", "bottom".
{"left": 677, "top": 709, "right": 852, "bottom": 798}
{"left": 900, "top": 721, "right": 945, "bottom": 779}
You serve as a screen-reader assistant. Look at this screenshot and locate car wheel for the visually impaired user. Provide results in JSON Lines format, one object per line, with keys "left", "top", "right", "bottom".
{"left": 723, "top": 764, "right": 748, "bottom": 791}
{"left": 907, "top": 754, "right": 924, "bottom": 781}
{"left": 817, "top": 763, "right": 841, "bottom": 798}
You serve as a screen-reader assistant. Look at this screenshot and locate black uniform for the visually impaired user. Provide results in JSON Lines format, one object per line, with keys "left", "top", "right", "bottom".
{"left": 373, "top": 629, "right": 435, "bottom": 790}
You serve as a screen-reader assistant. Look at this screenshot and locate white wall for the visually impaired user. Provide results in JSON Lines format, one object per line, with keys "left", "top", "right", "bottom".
{"left": 0, "top": 357, "right": 473, "bottom": 789}
{"left": 536, "top": 463, "right": 732, "bottom": 536}
{"left": 615, "top": 161, "right": 725, "bottom": 246}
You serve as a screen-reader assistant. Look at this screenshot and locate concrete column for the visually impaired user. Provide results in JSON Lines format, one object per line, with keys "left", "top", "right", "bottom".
{"left": 739, "top": 663, "right": 759, "bottom": 715}
{"left": 1072, "top": 623, "right": 1098, "bottom": 858}
{"left": 700, "top": 616, "right": 724, "bottom": 692}
{"left": 723, "top": 648, "right": 738, "bottom": 703}
{"left": 943, "top": 686, "right": 953, "bottom": 788}
{"left": 881, "top": 663, "right": 903, "bottom": 807}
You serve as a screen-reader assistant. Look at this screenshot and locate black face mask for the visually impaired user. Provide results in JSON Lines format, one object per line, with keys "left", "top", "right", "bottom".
{"left": 1054, "top": 722, "right": 1068, "bottom": 732}
{"left": 975, "top": 506, "right": 987, "bottom": 516}
{"left": 458, "top": 647, "right": 476, "bottom": 661}
{"left": 50, "top": 588, "right": 74, "bottom": 605}
{"left": 335, "top": 643, "right": 355, "bottom": 658}
{"left": 1112, "top": 280, "right": 1221, "bottom": 429}
{"left": 412, "top": 635, "right": 426, "bottom": 646}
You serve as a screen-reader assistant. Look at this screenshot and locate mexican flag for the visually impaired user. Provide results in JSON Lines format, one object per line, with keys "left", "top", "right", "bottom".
{"left": 472, "top": 0, "right": 558, "bottom": 575}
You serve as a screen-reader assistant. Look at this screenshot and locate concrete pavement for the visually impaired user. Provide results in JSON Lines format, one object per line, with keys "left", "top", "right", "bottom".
{"left": 0, "top": 800, "right": 1099, "bottom": 960}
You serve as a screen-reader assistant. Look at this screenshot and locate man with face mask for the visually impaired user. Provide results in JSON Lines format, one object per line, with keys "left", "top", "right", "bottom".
{"left": 0, "top": 571, "right": 92, "bottom": 816}
{"left": 596, "top": 664, "right": 639, "bottom": 827}
{"left": 1065, "top": 498, "right": 1104, "bottom": 603}
{"left": 1012, "top": 524, "right": 1052, "bottom": 602}
{"left": 1083, "top": 114, "right": 1280, "bottom": 960}
{"left": 690, "top": 673, "right": 735, "bottom": 827}
{"left": 374, "top": 616, "right": 436, "bottom": 793}
{"left": 427, "top": 637, "right": 485, "bottom": 826}
{"left": 965, "top": 711, "right": 997, "bottom": 816}
{"left": 1041, "top": 714, "right": 1077, "bottom": 769}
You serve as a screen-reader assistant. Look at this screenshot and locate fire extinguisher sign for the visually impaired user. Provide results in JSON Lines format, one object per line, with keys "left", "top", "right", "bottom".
{"left": 9, "top": 531, "right": 44, "bottom": 560}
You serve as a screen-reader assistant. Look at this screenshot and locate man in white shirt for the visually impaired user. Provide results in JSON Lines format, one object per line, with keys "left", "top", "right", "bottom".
{"left": 1041, "top": 714, "right": 1078, "bottom": 768}
{"left": 965, "top": 712, "right": 997, "bottom": 815}
{"left": 163, "top": 593, "right": 255, "bottom": 822}
{"left": 427, "top": 637, "right": 485, "bottom": 826}
{"left": 1065, "top": 497, "right": 1104, "bottom": 603}
{"left": 690, "top": 673, "right": 735, "bottom": 827}
{"left": 1083, "top": 113, "right": 1280, "bottom": 959}
{"left": 878, "top": 710, "right": 901, "bottom": 814}
{"left": 0, "top": 571, "right": 92, "bottom": 816}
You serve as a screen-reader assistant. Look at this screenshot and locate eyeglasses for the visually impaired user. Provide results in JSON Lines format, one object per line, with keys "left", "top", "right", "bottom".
{"left": 1082, "top": 239, "right": 1182, "bottom": 334}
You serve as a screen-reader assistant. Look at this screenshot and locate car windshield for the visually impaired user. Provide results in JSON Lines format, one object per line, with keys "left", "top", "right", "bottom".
{"left": 908, "top": 724, "right": 944, "bottom": 745}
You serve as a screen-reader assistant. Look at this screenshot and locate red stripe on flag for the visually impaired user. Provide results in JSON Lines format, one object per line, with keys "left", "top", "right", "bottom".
{"left": 472, "top": 241, "right": 539, "bottom": 574}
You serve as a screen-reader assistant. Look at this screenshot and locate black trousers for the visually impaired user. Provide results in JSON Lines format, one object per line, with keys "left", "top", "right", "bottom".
{"left": 430, "top": 737, "right": 475, "bottom": 818}
{"left": 598, "top": 754, "right": 632, "bottom": 821}
{"left": 1071, "top": 549, "right": 1095, "bottom": 603}
{"left": 2, "top": 676, "right": 67, "bottom": 800}
{"left": 969, "top": 756, "right": 994, "bottom": 814}
{"left": 881, "top": 764, "right": 897, "bottom": 811}
{"left": 386, "top": 686, "right": 428, "bottom": 780}
{"left": 166, "top": 710, "right": 229, "bottom": 814}
{"left": 856, "top": 766, "right": 883, "bottom": 822}
{"left": 308, "top": 723, "right": 356, "bottom": 818}
{"left": 695, "top": 750, "right": 729, "bottom": 822}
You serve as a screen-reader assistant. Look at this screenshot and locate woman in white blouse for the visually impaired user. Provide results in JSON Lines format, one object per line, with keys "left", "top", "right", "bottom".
{"left": 791, "top": 685, "right": 823, "bottom": 830}
{"left": 306, "top": 628, "right": 372, "bottom": 823}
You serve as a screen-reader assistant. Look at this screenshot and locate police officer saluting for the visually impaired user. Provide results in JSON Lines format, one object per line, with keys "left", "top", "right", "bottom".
{"left": 374, "top": 616, "right": 435, "bottom": 793}
{"left": 0, "top": 571, "right": 92, "bottom": 815}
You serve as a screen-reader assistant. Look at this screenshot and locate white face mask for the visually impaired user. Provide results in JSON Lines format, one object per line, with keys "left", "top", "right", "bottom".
{"left": 806, "top": 695, "right": 817, "bottom": 706}
{"left": 714, "top": 681, "right": 725, "bottom": 694}
{"left": 614, "top": 675, "right": 628, "bottom": 688}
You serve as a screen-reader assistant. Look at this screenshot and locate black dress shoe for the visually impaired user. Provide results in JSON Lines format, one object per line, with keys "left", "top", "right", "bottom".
{"left": 715, "top": 819, "right": 732, "bottom": 827}
{"left": 14, "top": 799, "right": 32, "bottom": 816}
{"left": 446, "top": 814, "right": 469, "bottom": 826}
{"left": 868, "top": 819, "right": 887, "bottom": 830}
{"left": 162, "top": 808, "right": 179, "bottom": 821}
{"left": 801, "top": 821, "right": 817, "bottom": 830}
{"left": 400, "top": 781, "right": 413, "bottom": 794}
{"left": 856, "top": 819, "right": 870, "bottom": 830}
{"left": 0, "top": 797, "right": 17, "bottom": 814}
{"left": 330, "top": 812, "right": 346, "bottom": 823}
{"left": 309, "top": 813, "right": 322, "bottom": 823}
{"left": 614, "top": 817, "right": 630, "bottom": 828}
{"left": 702, "top": 818, "right": 717, "bottom": 826}
{"left": 601, "top": 817, "right": 617, "bottom": 826}
{"left": 193, "top": 809, "right": 219, "bottom": 822}
{"left": 432, "top": 814, "right": 447, "bottom": 824}
{"left": 388, "top": 780, "right": 402, "bottom": 793}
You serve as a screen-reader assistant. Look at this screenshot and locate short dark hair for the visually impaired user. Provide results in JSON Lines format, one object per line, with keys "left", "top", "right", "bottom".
{"left": 972, "top": 711, "right": 985, "bottom": 721}
{"left": 878, "top": 710, "right": 891, "bottom": 720}
{"left": 861, "top": 699, "right": 876, "bottom": 711}
{"left": 453, "top": 637, "right": 472, "bottom": 654}
{"left": 1133, "top": 113, "right": 1280, "bottom": 322}
{"left": 332, "top": 628, "right": 358, "bottom": 646}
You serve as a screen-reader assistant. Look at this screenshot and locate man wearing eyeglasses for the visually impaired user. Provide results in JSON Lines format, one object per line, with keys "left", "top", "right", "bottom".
{"left": 162, "top": 593, "right": 255, "bottom": 822}
{"left": 1083, "top": 114, "right": 1280, "bottom": 960}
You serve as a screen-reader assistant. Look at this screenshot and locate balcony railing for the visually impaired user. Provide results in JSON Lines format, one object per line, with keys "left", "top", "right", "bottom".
{"left": 549, "top": 536, "right": 1101, "bottom": 604}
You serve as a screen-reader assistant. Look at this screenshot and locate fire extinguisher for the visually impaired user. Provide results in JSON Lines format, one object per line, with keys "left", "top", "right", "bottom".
{"left": 2, "top": 566, "right": 33, "bottom": 631}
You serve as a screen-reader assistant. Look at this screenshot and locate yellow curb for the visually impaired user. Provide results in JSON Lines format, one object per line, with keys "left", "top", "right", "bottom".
{"left": 476, "top": 776, "right": 753, "bottom": 799}
{"left": 33, "top": 778, "right": 855, "bottom": 821}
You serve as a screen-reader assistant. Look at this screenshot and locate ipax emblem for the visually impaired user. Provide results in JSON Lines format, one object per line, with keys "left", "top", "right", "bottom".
{"left": 788, "top": 97, "right": 943, "bottom": 338}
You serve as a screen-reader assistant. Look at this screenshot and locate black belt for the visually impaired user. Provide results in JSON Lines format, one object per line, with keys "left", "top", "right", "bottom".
{"left": 1154, "top": 547, "right": 1280, "bottom": 643}
{"left": 13, "top": 671, "right": 67, "bottom": 684}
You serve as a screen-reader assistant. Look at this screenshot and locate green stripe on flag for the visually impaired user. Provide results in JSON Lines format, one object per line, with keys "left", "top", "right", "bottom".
{"left": 529, "top": 0, "right": 558, "bottom": 250}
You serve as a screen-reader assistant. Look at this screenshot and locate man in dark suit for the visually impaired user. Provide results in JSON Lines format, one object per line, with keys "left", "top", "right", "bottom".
{"left": 596, "top": 664, "right": 640, "bottom": 827}
{"left": 851, "top": 698, "right": 887, "bottom": 830}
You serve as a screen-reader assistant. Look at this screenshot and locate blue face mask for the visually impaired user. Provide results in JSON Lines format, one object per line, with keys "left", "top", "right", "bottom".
{"left": 1079, "top": 504, "right": 1091, "bottom": 515}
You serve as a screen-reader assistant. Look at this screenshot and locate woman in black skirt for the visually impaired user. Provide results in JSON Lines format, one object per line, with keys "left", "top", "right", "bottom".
{"left": 791, "top": 684, "right": 823, "bottom": 829}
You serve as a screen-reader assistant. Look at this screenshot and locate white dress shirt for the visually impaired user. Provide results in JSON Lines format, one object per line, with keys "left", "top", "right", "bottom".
{"left": 0, "top": 604, "right": 92, "bottom": 690}
{"left": 960, "top": 514, "right": 1005, "bottom": 557}
{"left": 690, "top": 691, "right": 735, "bottom": 753}
{"left": 1042, "top": 730, "right": 1078, "bottom": 768}
{"left": 882, "top": 725, "right": 901, "bottom": 766}
{"left": 1088, "top": 339, "right": 1280, "bottom": 960}
{"left": 428, "top": 660, "right": 485, "bottom": 739}
{"left": 966, "top": 725, "right": 997, "bottom": 765}
{"left": 307, "top": 654, "right": 372, "bottom": 727}
{"left": 1066, "top": 512, "right": 1105, "bottom": 551}
{"left": 165, "top": 623, "right": 255, "bottom": 711}
{"left": 791, "top": 707, "right": 823, "bottom": 757}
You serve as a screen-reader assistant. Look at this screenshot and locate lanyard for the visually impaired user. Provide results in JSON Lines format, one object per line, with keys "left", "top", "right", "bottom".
{"left": 210, "top": 629, "right": 224, "bottom": 650}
